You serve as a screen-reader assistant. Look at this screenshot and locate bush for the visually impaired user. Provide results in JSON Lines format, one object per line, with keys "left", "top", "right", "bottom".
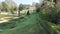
{"left": 39, "top": 5, "right": 60, "bottom": 25}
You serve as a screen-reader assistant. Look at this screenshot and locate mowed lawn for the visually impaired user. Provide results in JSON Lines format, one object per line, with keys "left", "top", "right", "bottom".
{"left": 0, "top": 12, "right": 59, "bottom": 34}
{"left": 0, "top": 13, "right": 42, "bottom": 34}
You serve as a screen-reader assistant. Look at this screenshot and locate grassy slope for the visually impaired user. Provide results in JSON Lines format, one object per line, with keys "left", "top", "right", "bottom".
{"left": 0, "top": 12, "right": 59, "bottom": 34}
{"left": 1, "top": 13, "right": 46, "bottom": 34}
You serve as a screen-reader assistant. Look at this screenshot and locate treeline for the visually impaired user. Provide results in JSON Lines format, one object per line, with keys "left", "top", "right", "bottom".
{"left": 0, "top": 2, "right": 30, "bottom": 15}
{"left": 36, "top": 0, "right": 60, "bottom": 25}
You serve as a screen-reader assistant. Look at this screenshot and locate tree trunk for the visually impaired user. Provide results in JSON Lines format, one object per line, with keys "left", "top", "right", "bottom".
{"left": 18, "top": 10, "right": 20, "bottom": 16}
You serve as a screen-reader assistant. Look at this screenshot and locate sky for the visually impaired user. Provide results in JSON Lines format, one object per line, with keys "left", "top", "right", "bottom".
{"left": 0, "top": 0, "right": 43, "bottom": 5}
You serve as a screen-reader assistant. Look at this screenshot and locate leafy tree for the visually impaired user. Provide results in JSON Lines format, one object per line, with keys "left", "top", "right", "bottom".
{"left": 18, "top": 3, "right": 24, "bottom": 16}
{"left": 35, "top": 3, "right": 40, "bottom": 12}
{"left": 47, "top": 0, "right": 58, "bottom": 6}
{"left": 13, "top": 7, "right": 17, "bottom": 11}
{"left": 19, "top": 4, "right": 24, "bottom": 11}
{"left": 9, "top": 6, "right": 14, "bottom": 14}
{"left": 39, "top": 0, "right": 60, "bottom": 25}
{"left": 2, "top": 2, "right": 8, "bottom": 12}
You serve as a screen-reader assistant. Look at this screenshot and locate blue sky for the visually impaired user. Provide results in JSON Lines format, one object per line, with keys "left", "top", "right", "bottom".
{"left": 0, "top": 0, "right": 43, "bottom": 5}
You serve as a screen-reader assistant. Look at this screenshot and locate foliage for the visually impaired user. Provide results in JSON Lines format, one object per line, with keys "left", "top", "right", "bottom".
{"left": 2, "top": 2, "right": 8, "bottom": 12}
{"left": 13, "top": 7, "right": 17, "bottom": 11}
{"left": 2, "top": 2, "right": 7, "bottom": 8}
{"left": 19, "top": 4, "right": 24, "bottom": 11}
{"left": 37, "top": 0, "right": 60, "bottom": 25}
{"left": 35, "top": 3, "right": 40, "bottom": 12}
{"left": 9, "top": 6, "right": 14, "bottom": 14}
{"left": 35, "top": 3, "right": 40, "bottom": 9}
{"left": 18, "top": 3, "right": 24, "bottom": 16}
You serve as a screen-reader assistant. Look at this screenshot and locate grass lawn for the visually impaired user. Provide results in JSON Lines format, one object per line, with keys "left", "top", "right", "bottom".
{"left": 0, "top": 12, "right": 60, "bottom": 34}
{"left": 19, "top": 10, "right": 34, "bottom": 15}
{"left": 0, "top": 13, "right": 46, "bottom": 34}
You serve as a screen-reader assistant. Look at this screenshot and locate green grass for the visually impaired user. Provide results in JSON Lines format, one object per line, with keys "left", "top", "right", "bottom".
{"left": 0, "top": 13, "right": 48, "bottom": 34}
{"left": 20, "top": 10, "right": 34, "bottom": 15}
{"left": 0, "top": 12, "right": 60, "bottom": 34}
{"left": 0, "top": 13, "right": 42, "bottom": 34}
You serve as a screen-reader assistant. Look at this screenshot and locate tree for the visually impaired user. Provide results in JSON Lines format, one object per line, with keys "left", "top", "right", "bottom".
{"left": 47, "top": 0, "right": 58, "bottom": 6}
{"left": 35, "top": 3, "right": 40, "bottom": 12}
{"left": 18, "top": 3, "right": 24, "bottom": 16}
{"left": 2, "top": 2, "right": 8, "bottom": 12}
{"left": 13, "top": 7, "right": 17, "bottom": 11}
{"left": 19, "top": 4, "right": 24, "bottom": 11}
{"left": 38, "top": 0, "right": 60, "bottom": 25}
{"left": 9, "top": 6, "right": 14, "bottom": 14}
